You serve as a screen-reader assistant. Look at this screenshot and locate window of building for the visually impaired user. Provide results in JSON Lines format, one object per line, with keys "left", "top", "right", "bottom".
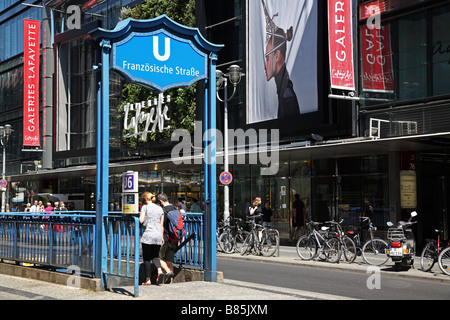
{"left": 56, "top": 37, "right": 98, "bottom": 152}
{"left": 359, "top": 2, "right": 450, "bottom": 107}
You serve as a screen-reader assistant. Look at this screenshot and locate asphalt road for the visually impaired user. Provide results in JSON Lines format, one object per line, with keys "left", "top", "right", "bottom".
{"left": 217, "top": 256, "right": 450, "bottom": 300}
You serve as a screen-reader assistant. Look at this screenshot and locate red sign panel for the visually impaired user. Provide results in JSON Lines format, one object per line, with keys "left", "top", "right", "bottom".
{"left": 219, "top": 172, "right": 233, "bottom": 185}
{"left": 328, "top": 0, "right": 355, "bottom": 90}
{"left": 360, "top": 24, "right": 394, "bottom": 92}
{"left": 23, "top": 19, "right": 41, "bottom": 147}
{"left": 360, "top": 0, "right": 387, "bottom": 20}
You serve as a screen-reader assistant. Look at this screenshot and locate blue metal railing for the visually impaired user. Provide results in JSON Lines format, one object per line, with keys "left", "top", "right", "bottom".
{"left": 174, "top": 213, "right": 204, "bottom": 268}
{"left": 0, "top": 212, "right": 96, "bottom": 273}
{"left": 0, "top": 211, "right": 204, "bottom": 297}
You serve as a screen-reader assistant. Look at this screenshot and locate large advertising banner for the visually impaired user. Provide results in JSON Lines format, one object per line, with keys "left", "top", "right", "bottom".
{"left": 328, "top": 0, "right": 355, "bottom": 90}
{"left": 248, "top": 0, "right": 318, "bottom": 124}
{"left": 23, "top": 19, "right": 41, "bottom": 147}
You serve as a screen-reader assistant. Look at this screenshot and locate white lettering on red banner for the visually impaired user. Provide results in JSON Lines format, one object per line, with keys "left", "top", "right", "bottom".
{"left": 23, "top": 19, "right": 41, "bottom": 147}
{"left": 360, "top": 3, "right": 394, "bottom": 93}
{"left": 328, "top": 0, "right": 355, "bottom": 90}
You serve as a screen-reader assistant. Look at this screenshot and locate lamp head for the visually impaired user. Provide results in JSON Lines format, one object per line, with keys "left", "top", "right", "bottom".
{"left": 216, "top": 69, "right": 225, "bottom": 89}
{"left": 4, "top": 124, "right": 11, "bottom": 137}
{"left": 228, "top": 65, "right": 244, "bottom": 86}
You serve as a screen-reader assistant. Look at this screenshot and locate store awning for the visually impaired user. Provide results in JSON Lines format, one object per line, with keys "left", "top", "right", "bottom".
{"left": 9, "top": 132, "right": 450, "bottom": 181}
{"left": 278, "top": 132, "right": 450, "bottom": 161}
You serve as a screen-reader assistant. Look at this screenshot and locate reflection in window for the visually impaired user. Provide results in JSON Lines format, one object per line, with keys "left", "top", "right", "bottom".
{"left": 359, "top": 4, "right": 450, "bottom": 107}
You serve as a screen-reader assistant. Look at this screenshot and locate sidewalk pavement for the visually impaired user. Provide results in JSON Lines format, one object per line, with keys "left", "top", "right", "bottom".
{"left": 0, "top": 243, "right": 448, "bottom": 301}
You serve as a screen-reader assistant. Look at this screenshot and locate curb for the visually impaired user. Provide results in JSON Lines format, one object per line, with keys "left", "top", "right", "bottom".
{"left": 217, "top": 248, "right": 450, "bottom": 285}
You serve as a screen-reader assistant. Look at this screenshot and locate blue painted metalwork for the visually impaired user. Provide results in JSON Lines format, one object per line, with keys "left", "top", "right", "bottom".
{"left": 103, "top": 215, "right": 140, "bottom": 297}
{"left": 174, "top": 213, "right": 204, "bottom": 267}
{"left": 0, "top": 212, "right": 96, "bottom": 273}
{"left": 203, "top": 53, "right": 218, "bottom": 282}
{"left": 89, "top": 15, "right": 222, "bottom": 284}
{"left": 0, "top": 212, "right": 204, "bottom": 297}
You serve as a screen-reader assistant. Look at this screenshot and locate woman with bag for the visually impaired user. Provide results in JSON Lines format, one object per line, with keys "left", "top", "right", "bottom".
{"left": 139, "top": 192, "right": 165, "bottom": 285}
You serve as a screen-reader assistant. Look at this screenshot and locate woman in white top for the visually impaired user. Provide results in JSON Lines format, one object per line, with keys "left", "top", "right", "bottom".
{"left": 139, "top": 192, "right": 164, "bottom": 285}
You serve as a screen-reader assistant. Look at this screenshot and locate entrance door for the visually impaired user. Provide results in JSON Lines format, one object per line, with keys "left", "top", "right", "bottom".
{"left": 419, "top": 155, "right": 449, "bottom": 244}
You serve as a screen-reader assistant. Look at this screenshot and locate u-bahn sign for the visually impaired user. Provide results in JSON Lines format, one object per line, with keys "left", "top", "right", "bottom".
{"left": 89, "top": 15, "right": 223, "bottom": 285}
{"left": 92, "top": 16, "right": 218, "bottom": 92}
{"left": 114, "top": 31, "right": 207, "bottom": 91}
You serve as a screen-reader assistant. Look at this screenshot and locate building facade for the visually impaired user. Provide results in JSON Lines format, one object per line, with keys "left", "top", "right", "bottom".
{"left": 1, "top": 0, "right": 450, "bottom": 245}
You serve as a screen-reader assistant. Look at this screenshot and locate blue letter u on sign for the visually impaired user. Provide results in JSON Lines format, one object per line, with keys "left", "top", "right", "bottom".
{"left": 153, "top": 36, "right": 170, "bottom": 61}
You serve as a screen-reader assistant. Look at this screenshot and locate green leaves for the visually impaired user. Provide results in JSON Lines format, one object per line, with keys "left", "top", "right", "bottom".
{"left": 119, "top": 0, "right": 197, "bottom": 145}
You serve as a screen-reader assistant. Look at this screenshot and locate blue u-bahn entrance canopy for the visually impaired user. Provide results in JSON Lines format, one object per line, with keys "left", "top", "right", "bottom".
{"left": 89, "top": 15, "right": 223, "bottom": 285}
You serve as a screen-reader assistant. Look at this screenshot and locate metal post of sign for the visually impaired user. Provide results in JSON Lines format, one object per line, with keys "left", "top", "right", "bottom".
{"left": 204, "top": 53, "right": 218, "bottom": 282}
{"left": 95, "top": 39, "right": 111, "bottom": 287}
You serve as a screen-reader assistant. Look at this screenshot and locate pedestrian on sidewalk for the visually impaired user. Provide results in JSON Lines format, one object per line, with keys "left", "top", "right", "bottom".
{"left": 262, "top": 200, "right": 273, "bottom": 227}
{"left": 140, "top": 192, "right": 164, "bottom": 285}
{"left": 289, "top": 194, "right": 305, "bottom": 242}
{"left": 157, "top": 193, "right": 177, "bottom": 284}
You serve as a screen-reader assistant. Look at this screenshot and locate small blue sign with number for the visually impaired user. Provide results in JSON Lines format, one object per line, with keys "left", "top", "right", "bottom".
{"left": 123, "top": 171, "right": 138, "bottom": 193}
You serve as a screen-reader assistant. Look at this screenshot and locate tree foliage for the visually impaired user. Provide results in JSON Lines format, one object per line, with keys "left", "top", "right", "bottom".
{"left": 119, "top": 0, "right": 197, "bottom": 146}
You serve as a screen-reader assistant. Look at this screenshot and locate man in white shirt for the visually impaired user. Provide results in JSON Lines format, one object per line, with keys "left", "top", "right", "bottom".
{"left": 30, "top": 200, "right": 40, "bottom": 212}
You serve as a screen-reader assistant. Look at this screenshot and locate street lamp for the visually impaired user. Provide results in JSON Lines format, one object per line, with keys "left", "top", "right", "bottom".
{"left": 0, "top": 124, "right": 12, "bottom": 212}
{"left": 216, "top": 65, "right": 245, "bottom": 223}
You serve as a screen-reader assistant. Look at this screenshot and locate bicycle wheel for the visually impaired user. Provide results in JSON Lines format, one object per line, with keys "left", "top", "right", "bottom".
{"left": 420, "top": 242, "right": 436, "bottom": 272}
{"left": 325, "top": 237, "right": 341, "bottom": 263}
{"left": 438, "top": 247, "right": 450, "bottom": 276}
{"left": 260, "top": 229, "right": 279, "bottom": 257}
{"left": 240, "top": 232, "right": 253, "bottom": 256}
{"left": 341, "top": 236, "right": 357, "bottom": 263}
{"left": 234, "top": 230, "right": 249, "bottom": 253}
{"left": 296, "top": 235, "right": 317, "bottom": 260}
{"left": 362, "top": 238, "right": 389, "bottom": 266}
{"left": 219, "top": 231, "right": 236, "bottom": 254}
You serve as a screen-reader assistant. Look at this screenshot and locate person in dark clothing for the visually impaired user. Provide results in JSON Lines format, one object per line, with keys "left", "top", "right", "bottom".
{"left": 265, "top": 25, "right": 300, "bottom": 119}
{"left": 247, "top": 197, "right": 263, "bottom": 223}
{"left": 261, "top": 200, "right": 273, "bottom": 227}
{"left": 157, "top": 193, "right": 176, "bottom": 284}
{"left": 289, "top": 194, "right": 305, "bottom": 242}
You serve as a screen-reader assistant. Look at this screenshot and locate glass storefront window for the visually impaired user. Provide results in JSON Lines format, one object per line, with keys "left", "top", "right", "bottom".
{"left": 56, "top": 38, "right": 98, "bottom": 152}
{"left": 359, "top": 3, "right": 450, "bottom": 107}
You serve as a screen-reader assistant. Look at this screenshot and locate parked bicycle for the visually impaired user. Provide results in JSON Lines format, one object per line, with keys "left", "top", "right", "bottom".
{"left": 296, "top": 221, "right": 341, "bottom": 263}
{"left": 345, "top": 217, "right": 389, "bottom": 266}
{"left": 420, "top": 229, "right": 445, "bottom": 272}
{"left": 438, "top": 245, "right": 450, "bottom": 276}
{"left": 326, "top": 219, "right": 357, "bottom": 263}
{"left": 240, "top": 215, "right": 280, "bottom": 257}
{"left": 218, "top": 218, "right": 249, "bottom": 254}
{"left": 216, "top": 217, "right": 230, "bottom": 252}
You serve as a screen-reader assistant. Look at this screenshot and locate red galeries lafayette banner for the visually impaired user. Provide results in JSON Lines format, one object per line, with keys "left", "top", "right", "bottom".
{"left": 23, "top": 19, "right": 41, "bottom": 147}
{"left": 328, "top": 0, "right": 355, "bottom": 90}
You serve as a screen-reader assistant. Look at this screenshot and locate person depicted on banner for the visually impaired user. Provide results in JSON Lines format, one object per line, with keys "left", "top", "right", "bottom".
{"left": 263, "top": 0, "right": 300, "bottom": 119}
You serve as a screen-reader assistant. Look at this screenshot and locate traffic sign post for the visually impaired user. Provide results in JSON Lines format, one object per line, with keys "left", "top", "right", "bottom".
{"left": 0, "top": 179, "right": 7, "bottom": 193}
{"left": 219, "top": 171, "right": 233, "bottom": 185}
